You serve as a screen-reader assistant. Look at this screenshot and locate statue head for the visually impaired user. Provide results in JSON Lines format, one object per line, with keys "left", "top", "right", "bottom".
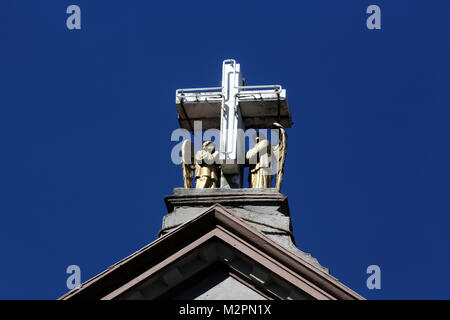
{"left": 202, "top": 141, "right": 215, "bottom": 153}
{"left": 252, "top": 132, "right": 266, "bottom": 143}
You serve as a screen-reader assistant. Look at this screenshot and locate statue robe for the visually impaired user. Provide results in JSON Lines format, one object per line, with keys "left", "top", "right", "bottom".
{"left": 246, "top": 139, "right": 273, "bottom": 188}
{"left": 194, "top": 150, "right": 219, "bottom": 188}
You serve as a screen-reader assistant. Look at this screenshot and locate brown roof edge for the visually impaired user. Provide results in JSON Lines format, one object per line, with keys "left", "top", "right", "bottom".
{"left": 59, "top": 204, "right": 364, "bottom": 300}
{"left": 59, "top": 207, "right": 218, "bottom": 300}
{"left": 208, "top": 204, "right": 364, "bottom": 300}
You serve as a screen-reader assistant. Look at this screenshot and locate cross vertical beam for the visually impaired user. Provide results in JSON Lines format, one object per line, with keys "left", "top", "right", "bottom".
{"left": 219, "top": 60, "right": 244, "bottom": 188}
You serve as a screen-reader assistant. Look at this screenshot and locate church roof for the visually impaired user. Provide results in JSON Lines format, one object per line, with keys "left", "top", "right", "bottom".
{"left": 59, "top": 204, "right": 363, "bottom": 300}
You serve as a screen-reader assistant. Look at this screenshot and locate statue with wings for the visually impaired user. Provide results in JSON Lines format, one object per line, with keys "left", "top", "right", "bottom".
{"left": 245, "top": 122, "right": 287, "bottom": 190}
{"left": 181, "top": 140, "right": 220, "bottom": 189}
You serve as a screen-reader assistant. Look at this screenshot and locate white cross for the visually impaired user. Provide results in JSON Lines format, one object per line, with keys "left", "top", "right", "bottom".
{"left": 176, "top": 59, "right": 290, "bottom": 188}
{"left": 220, "top": 60, "right": 244, "bottom": 166}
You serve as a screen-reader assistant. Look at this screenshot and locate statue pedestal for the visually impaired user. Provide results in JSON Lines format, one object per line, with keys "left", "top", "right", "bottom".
{"left": 161, "top": 188, "right": 327, "bottom": 273}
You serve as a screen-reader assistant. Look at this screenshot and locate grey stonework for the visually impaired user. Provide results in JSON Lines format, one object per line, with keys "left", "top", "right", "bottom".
{"left": 161, "top": 188, "right": 328, "bottom": 274}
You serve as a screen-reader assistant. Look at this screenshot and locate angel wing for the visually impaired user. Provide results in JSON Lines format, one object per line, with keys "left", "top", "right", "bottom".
{"left": 181, "top": 140, "right": 194, "bottom": 188}
{"left": 272, "top": 122, "right": 287, "bottom": 190}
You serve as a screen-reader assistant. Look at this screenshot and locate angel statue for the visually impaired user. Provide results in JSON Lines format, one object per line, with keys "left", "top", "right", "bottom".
{"left": 245, "top": 122, "right": 287, "bottom": 190}
{"left": 181, "top": 140, "right": 220, "bottom": 188}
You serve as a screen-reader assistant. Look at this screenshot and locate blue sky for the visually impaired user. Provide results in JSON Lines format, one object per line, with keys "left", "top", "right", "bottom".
{"left": 1, "top": 0, "right": 449, "bottom": 299}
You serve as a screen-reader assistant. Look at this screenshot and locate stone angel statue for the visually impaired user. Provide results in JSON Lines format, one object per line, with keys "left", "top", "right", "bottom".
{"left": 272, "top": 122, "right": 287, "bottom": 190}
{"left": 181, "top": 140, "right": 220, "bottom": 189}
{"left": 246, "top": 122, "right": 287, "bottom": 190}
